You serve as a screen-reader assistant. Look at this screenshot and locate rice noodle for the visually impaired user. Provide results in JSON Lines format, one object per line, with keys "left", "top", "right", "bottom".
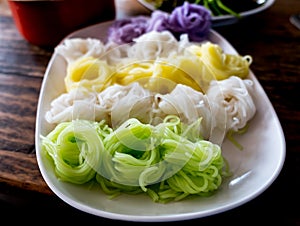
{"left": 45, "top": 76, "right": 255, "bottom": 146}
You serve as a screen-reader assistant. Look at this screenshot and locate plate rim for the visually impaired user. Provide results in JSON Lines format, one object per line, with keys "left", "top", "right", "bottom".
{"left": 137, "top": 0, "right": 276, "bottom": 21}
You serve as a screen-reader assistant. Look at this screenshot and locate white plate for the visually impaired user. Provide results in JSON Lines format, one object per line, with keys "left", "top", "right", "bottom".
{"left": 35, "top": 21, "right": 285, "bottom": 222}
{"left": 137, "top": 0, "right": 275, "bottom": 26}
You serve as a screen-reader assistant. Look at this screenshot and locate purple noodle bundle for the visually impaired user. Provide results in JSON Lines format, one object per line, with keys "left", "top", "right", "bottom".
{"left": 107, "top": 2, "right": 212, "bottom": 44}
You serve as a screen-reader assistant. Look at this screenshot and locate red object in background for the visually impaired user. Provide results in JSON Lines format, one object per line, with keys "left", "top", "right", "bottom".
{"left": 8, "top": 0, "right": 116, "bottom": 47}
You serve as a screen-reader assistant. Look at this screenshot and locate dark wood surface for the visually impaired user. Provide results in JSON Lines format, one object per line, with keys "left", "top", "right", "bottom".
{"left": 0, "top": 0, "right": 299, "bottom": 225}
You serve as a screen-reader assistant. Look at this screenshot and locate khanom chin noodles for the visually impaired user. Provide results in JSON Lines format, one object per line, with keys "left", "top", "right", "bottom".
{"left": 45, "top": 76, "right": 255, "bottom": 145}
{"left": 41, "top": 116, "right": 228, "bottom": 203}
{"left": 41, "top": 30, "right": 256, "bottom": 203}
{"left": 61, "top": 31, "right": 252, "bottom": 93}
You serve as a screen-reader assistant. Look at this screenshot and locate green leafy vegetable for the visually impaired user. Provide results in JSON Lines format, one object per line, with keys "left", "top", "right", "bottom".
{"left": 145, "top": 0, "right": 248, "bottom": 17}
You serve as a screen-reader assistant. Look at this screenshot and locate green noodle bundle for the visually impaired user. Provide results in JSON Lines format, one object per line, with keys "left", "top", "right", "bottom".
{"left": 41, "top": 120, "right": 110, "bottom": 184}
{"left": 41, "top": 115, "right": 229, "bottom": 203}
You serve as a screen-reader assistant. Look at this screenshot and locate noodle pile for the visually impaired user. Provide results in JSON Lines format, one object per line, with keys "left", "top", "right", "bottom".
{"left": 41, "top": 24, "right": 256, "bottom": 203}
{"left": 41, "top": 116, "right": 227, "bottom": 203}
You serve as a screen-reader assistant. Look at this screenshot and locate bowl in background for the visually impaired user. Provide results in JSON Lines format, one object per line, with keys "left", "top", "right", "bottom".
{"left": 8, "top": 0, "right": 116, "bottom": 47}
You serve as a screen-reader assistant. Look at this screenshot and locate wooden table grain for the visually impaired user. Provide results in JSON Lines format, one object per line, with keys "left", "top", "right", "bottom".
{"left": 0, "top": 0, "right": 299, "bottom": 224}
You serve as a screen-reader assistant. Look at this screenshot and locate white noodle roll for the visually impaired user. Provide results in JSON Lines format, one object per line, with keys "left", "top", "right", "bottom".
{"left": 155, "top": 84, "right": 213, "bottom": 140}
{"left": 45, "top": 88, "right": 108, "bottom": 124}
{"left": 103, "top": 41, "right": 131, "bottom": 65}
{"left": 127, "top": 30, "right": 180, "bottom": 60}
{"left": 97, "top": 82, "right": 153, "bottom": 128}
{"left": 206, "top": 76, "right": 256, "bottom": 135}
{"left": 178, "top": 33, "right": 193, "bottom": 54}
{"left": 55, "top": 38, "right": 106, "bottom": 64}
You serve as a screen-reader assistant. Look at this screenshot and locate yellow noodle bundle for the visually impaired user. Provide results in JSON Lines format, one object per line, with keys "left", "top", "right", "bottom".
{"left": 186, "top": 42, "right": 252, "bottom": 81}
{"left": 65, "top": 56, "right": 113, "bottom": 92}
{"left": 108, "top": 62, "right": 153, "bottom": 87}
{"left": 111, "top": 60, "right": 202, "bottom": 93}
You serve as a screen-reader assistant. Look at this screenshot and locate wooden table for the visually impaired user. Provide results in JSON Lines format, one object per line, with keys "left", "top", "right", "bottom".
{"left": 0, "top": 0, "right": 299, "bottom": 224}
